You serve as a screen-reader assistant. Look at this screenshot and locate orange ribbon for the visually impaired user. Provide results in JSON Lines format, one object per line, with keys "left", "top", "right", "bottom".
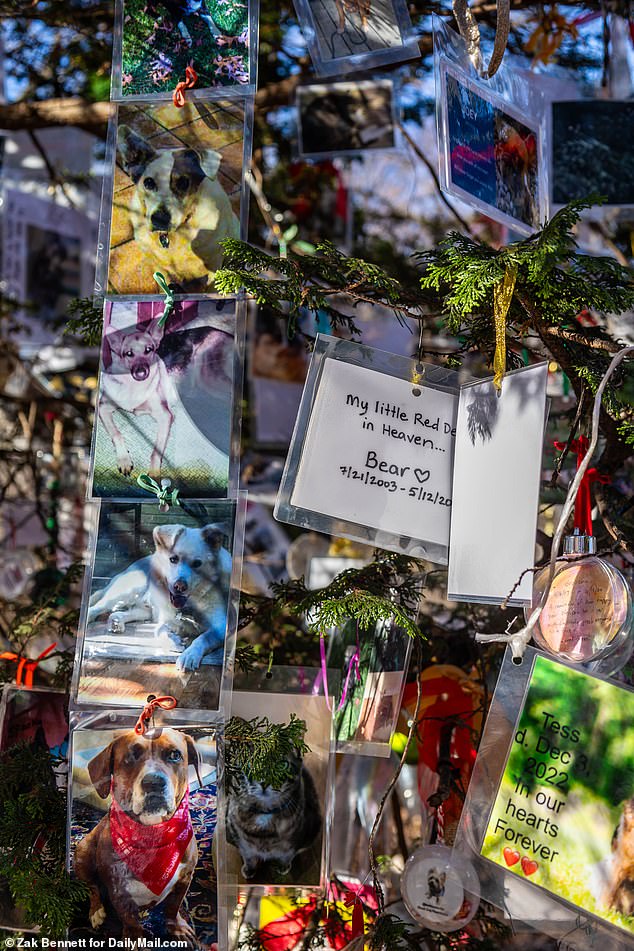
{"left": 0, "top": 642, "right": 57, "bottom": 687}
{"left": 172, "top": 66, "right": 198, "bottom": 107}
{"left": 135, "top": 695, "right": 178, "bottom": 735}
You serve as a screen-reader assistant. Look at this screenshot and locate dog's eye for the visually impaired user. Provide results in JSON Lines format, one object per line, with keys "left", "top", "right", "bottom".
{"left": 175, "top": 175, "right": 189, "bottom": 191}
{"left": 124, "top": 350, "right": 134, "bottom": 358}
{"left": 169, "top": 555, "right": 179, "bottom": 564}
{"left": 191, "top": 559, "right": 202, "bottom": 569}
{"left": 144, "top": 346, "right": 154, "bottom": 354}
{"left": 143, "top": 177, "right": 157, "bottom": 191}
{"left": 165, "top": 749, "right": 183, "bottom": 763}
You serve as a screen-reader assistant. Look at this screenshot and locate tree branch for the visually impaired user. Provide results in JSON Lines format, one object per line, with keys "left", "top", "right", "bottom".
{"left": 0, "top": 98, "right": 109, "bottom": 137}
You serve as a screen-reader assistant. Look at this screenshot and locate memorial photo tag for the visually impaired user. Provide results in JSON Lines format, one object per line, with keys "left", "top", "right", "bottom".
{"left": 448, "top": 363, "right": 548, "bottom": 605}
{"left": 276, "top": 337, "right": 460, "bottom": 564}
{"left": 481, "top": 654, "right": 634, "bottom": 942}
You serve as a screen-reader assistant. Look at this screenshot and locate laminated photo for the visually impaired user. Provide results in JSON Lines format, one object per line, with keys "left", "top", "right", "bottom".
{"left": 438, "top": 61, "right": 542, "bottom": 232}
{"left": 294, "top": 0, "right": 418, "bottom": 77}
{"left": 69, "top": 725, "right": 219, "bottom": 945}
{"left": 115, "top": 0, "right": 253, "bottom": 99}
{"left": 224, "top": 690, "right": 332, "bottom": 887}
{"left": 297, "top": 80, "right": 397, "bottom": 159}
{"left": 104, "top": 100, "right": 247, "bottom": 295}
{"left": 74, "top": 500, "right": 238, "bottom": 713}
{"left": 481, "top": 654, "right": 634, "bottom": 941}
{"left": 90, "top": 298, "right": 239, "bottom": 499}
{"left": 552, "top": 100, "right": 634, "bottom": 207}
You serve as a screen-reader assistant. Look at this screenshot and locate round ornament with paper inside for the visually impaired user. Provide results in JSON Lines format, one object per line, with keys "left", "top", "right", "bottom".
{"left": 527, "top": 438, "right": 633, "bottom": 674}
{"left": 401, "top": 844, "right": 480, "bottom": 932}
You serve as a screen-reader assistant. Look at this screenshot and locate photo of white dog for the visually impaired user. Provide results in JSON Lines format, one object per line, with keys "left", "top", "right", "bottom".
{"left": 107, "top": 101, "right": 244, "bottom": 295}
{"left": 90, "top": 299, "right": 235, "bottom": 499}
{"left": 77, "top": 501, "right": 236, "bottom": 711}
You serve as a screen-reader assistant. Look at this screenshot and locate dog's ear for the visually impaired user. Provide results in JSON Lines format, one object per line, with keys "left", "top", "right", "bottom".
{"left": 139, "top": 317, "right": 163, "bottom": 343}
{"left": 87, "top": 739, "right": 118, "bottom": 799}
{"left": 184, "top": 734, "right": 203, "bottom": 788}
{"left": 118, "top": 125, "right": 157, "bottom": 183}
{"left": 153, "top": 524, "right": 185, "bottom": 551}
{"left": 198, "top": 149, "right": 222, "bottom": 181}
{"left": 201, "top": 523, "right": 228, "bottom": 550}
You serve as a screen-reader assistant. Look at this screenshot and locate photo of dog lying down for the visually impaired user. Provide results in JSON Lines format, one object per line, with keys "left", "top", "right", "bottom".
{"left": 70, "top": 726, "right": 218, "bottom": 947}
{"left": 76, "top": 501, "right": 235, "bottom": 712}
{"left": 90, "top": 298, "right": 235, "bottom": 499}
{"left": 107, "top": 101, "right": 244, "bottom": 295}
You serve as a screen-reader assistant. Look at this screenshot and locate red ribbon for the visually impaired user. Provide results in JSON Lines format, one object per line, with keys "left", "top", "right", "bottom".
{"left": 135, "top": 695, "right": 177, "bottom": 735}
{"left": 554, "top": 436, "right": 610, "bottom": 536}
{"left": 172, "top": 66, "right": 198, "bottom": 107}
{"left": 0, "top": 642, "right": 57, "bottom": 687}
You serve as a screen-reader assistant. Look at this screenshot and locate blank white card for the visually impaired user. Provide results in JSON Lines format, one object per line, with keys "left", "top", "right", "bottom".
{"left": 447, "top": 363, "right": 548, "bottom": 605}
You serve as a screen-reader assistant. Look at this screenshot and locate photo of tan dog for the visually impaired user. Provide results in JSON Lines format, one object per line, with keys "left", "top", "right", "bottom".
{"left": 71, "top": 727, "right": 219, "bottom": 946}
{"left": 603, "top": 799, "right": 634, "bottom": 917}
{"left": 107, "top": 101, "right": 244, "bottom": 295}
{"left": 76, "top": 501, "right": 236, "bottom": 712}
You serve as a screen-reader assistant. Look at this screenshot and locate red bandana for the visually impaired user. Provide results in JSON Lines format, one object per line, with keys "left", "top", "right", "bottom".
{"left": 109, "top": 789, "right": 193, "bottom": 896}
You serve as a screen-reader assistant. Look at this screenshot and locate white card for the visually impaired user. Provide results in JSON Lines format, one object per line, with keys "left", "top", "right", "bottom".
{"left": 288, "top": 358, "right": 458, "bottom": 559}
{"left": 447, "top": 363, "right": 548, "bottom": 605}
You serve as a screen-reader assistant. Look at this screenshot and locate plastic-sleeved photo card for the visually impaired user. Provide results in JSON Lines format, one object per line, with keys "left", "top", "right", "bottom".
{"left": 68, "top": 714, "right": 221, "bottom": 947}
{"left": 292, "top": 0, "right": 419, "bottom": 78}
{"left": 72, "top": 495, "right": 245, "bottom": 716}
{"left": 434, "top": 18, "right": 548, "bottom": 235}
{"left": 220, "top": 668, "right": 334, "bottom": 890}
{"left": 96, "top": 99, "right": 251, "bottom": 297}
{"left": 89, "top": 297, "right": 244, "bottom": 500}
{"left": 112, "top": 0, "right": 258, "bottom": 101}
{"left": 296, "top": 79, "right": 399, "bottom": 160}
{"left": 275, "top": 334, "right": 461, "bottom": 565}
{"left": 456, "top": 648, "right": 634, "bottom": 950}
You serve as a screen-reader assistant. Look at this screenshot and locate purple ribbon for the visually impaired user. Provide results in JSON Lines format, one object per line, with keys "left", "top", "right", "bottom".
{"left": 316, "top": 629, "right": 362, "bottom": 713}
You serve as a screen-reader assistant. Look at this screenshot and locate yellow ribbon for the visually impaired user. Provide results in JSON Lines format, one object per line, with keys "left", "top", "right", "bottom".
{"left": 492, "top": 265, "right": 517, "bottom": 394}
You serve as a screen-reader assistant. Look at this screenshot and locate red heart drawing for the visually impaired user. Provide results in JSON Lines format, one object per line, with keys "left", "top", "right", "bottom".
{"left": 521, "top": 857, "right": 539, "bottom": 876}
{"left": 503, "top": 848, "right": 520, "bottom": 867}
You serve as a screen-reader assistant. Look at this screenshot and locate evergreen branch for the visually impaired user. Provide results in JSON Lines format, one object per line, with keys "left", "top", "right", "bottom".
{"left": 64, "top": 298, "right": 103, "bottom": 347}
{"left": 225, "top": 714, "right": 309, "bottom": 789}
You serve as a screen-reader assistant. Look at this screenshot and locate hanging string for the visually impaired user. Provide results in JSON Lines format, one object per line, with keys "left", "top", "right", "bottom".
{"left": 153, "top": 271, "right": 175, "bottom": 327}
{"left": 552, "top": 436, "right": 610, "bottom": 536}
{"left": 0, "top": 642, "right": 57, "bottom": 688}
{"left": 452, "top": 0, "right": 511, "bottom": 78}
{"left": 135, "top": 695, "right": 178, "bottom": 735}
{"left": 136, "top": 474, "right": 181, "bottom": 512}
{"left": 492, "top": 265, "right": 517, "bottom": 394}
{"left": 172, "top": 65, "right": 198, "bottom": 107}
{"left": 317, "top": 630, "right": 361, "bottom": 713}
{"left": 476, "top": 344, "right": 634, "bottom": 661}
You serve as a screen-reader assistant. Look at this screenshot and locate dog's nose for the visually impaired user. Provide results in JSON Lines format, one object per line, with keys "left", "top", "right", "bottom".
{"left": 173, "top": 579, "right": 188, "bottom": 594}
{"left": 131, "top": 361, "right": 150, "bottom": 381}
{"left": 141, "top": 772, "right": 168, "bottom": 793}
{"left": 151, "top": 208, "right": 171, "bottom": 232}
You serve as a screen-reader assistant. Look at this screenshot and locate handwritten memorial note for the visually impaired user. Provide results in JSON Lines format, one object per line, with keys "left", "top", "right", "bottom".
{"left": 482, "top": 655, "right": 634, "bottom": 940}
{"left": 289, "top": 358, "right": 458, "bottom": 554}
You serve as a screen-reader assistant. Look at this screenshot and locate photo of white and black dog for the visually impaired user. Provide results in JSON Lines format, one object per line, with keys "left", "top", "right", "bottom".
{"left": 117, "top": 121, "right": 239, "bottom": 289}
{"left": 87, "top": 520, "right": 231, "bottom": 672}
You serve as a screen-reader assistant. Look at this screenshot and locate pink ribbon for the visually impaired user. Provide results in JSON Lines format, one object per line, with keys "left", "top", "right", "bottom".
{"left": 316, "top": 629, "right": 362, "bottom": 712}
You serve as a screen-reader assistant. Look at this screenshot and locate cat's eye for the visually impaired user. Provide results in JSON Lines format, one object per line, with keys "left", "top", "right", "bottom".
{"left": 176, "top": 175, "right": 189, "bottom": 191}
{"left": 143, "top": 177, "right": 157, "bottom": 191}
{"left": 169, "top": 555, "right": 179, "bottom": 564}
{"left": 191, "top": 559, "right": 202, "bottom": 569}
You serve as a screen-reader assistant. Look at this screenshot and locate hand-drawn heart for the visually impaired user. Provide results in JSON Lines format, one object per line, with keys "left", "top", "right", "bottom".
{"left": 503, "top": 848, "right": 520, "bottom": 867}
{"left": 414, "top": 468, "right": 431, "bottom": 484}
{"left": 521, "top": 857, "right": 539, "bottom": 876}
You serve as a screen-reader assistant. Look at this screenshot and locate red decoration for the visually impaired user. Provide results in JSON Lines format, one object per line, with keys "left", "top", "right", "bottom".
{"left": 553, "top": 436, "right": 610, "bottom": 536}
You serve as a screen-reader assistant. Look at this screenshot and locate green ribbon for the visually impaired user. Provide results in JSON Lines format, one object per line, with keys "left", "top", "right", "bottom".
{"left": 136, "top": 473, "right": 180, "bottom": 511}
{"left": 153, "top": 271, "right": 175, "bottom": 328}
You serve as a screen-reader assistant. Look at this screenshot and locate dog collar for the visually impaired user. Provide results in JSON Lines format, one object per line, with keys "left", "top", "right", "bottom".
{"left": 109, "top": 788, "right": 193, "bottom": 895}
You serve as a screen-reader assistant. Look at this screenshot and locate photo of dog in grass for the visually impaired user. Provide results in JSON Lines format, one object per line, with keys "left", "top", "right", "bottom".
{"left": 70, "top": 725, "right": 219, "bottom": 946}
{"left": 119, "top": 0, "right": 251, "bottom": 99}
{"left": 106, "top": 101, "right": 244, "bottom": 295}
{"left": 90, "top": 298, "right": 236, "bottom": 499}
{"left": 75, "top": 501, "right": 236, "bottom": 712}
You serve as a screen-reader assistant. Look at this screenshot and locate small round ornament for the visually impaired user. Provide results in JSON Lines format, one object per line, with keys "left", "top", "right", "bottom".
{"left": 401, "top": 844, "right": 480, "bottom": 932}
